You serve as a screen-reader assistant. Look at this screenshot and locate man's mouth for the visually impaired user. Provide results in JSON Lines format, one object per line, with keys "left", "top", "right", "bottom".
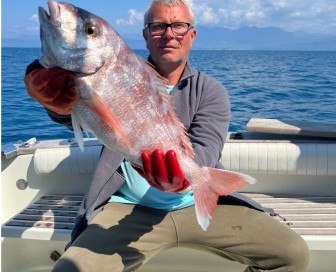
{"left": 159, "top": 45, "right": 177, "bottom": 49}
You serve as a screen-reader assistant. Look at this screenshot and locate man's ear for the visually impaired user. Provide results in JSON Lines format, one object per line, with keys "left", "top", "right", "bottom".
{"left": 190, "top": 28, "right": 196, "bottom": 42}
{"left": 143, "top": 28, "right": 148, "bottom": 41}
{"left": 189, "top": 28, "right": 196, "bottom": 49}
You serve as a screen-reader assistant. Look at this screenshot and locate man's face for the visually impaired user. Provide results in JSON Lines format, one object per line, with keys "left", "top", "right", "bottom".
{"left": 143, "top": 3, "right": 196, "bottom": 68}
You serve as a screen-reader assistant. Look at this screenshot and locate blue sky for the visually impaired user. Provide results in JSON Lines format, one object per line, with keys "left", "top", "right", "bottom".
{"left": 2, "top": 0, "right": 151, "bottom": 42}
{"left": 2, "top": 0, "right": 336, "bottom": 44}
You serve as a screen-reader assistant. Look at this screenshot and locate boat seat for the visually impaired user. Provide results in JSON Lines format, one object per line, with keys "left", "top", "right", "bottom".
{"left": 31, "top": 139, "right": 336, "bottom": 176}
{"left": 2, "top": 193, "right": 335, "bottom": 250}
{"left": 222, "top": 139, "right": 336, "bottom": 176}
{"left": 33, "top": 144, "right": 102, "bottom": 175}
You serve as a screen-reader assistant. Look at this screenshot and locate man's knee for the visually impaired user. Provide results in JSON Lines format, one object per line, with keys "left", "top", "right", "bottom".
{"left": 52, "top": 257, "right": 80, "bottom": 272}
{"left": 279, "top": 235, "right": 310, "bottom": 271}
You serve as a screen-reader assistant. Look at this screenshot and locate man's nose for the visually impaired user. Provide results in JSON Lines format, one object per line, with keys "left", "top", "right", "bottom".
{"left": 163, "top": 26, "right": 175, "bottom": 39}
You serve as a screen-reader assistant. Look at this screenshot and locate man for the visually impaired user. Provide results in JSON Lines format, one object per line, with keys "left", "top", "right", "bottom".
{"left": 24, "top": 0, "right": 310, "bottom": 271}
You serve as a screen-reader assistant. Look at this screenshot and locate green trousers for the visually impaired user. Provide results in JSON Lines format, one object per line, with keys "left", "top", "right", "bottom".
{"left": 52, "top": 202, "right": 310, "bottom": 272}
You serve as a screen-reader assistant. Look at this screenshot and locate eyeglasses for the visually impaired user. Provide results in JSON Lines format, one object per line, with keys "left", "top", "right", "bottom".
{"left": 145, "top": 22, "right": 194, "bottom": 36}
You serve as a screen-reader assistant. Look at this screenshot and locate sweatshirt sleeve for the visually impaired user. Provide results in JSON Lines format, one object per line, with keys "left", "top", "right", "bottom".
{"left": 46, "top": 109, "right": 73, "bottom": 130}
{"left": 188, "top": 73, "right": 231, "bottom": 168}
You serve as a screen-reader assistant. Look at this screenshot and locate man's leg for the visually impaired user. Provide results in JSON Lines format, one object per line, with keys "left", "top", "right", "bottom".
{"left": 172, "top": 204, "right": 310, "bottom": 272}
{"left": 52, "top": 203, "right": 177, "bottom": 272}
{"left": 53, "top": 202, "right": 310, "bottom": 272}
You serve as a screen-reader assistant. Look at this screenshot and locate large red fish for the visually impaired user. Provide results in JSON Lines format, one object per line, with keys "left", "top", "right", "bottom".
{"left": 38, "top": 0, "right": 256, "bottom": 230}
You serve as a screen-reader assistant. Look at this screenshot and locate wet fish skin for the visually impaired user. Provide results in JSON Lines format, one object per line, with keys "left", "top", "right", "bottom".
{"left": 37, "top": 0, "right": 256, "bottom": 230}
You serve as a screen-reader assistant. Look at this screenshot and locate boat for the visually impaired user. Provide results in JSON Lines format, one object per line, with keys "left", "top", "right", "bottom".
{"left": 2, "top": 118, "right": 336, "bottom": 272}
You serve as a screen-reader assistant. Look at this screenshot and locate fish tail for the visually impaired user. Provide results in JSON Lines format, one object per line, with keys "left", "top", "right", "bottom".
{"left": 192, "top": 167, "right": 256, "bottom": 231}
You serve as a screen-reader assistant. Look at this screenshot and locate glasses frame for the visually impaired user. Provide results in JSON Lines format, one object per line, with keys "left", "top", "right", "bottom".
{"left": 145, "top": 22, "right": 194, "bottom": 36}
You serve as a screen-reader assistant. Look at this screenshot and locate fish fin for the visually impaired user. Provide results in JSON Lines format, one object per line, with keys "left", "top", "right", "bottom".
{"left": 79, "top": 119, "right": 92, "bottom": 139}
{"left": 138, "top": 56, "right": 170, "bottom": 85}
{"left": 143, "top": 61, "right": 195, "bottom": 159}
{"left": 192, "top": 167, "right": 256, "bottom": 231}
{"left": 146, "top": 63, "right": 170, "bottom": 85}
{"left": 139, "top": 55, "right": 194, "bottom": 159}
{"left": 86, "top": 91, "right": 132, "bottom": 150}
{"left": 71, "top": 111, "right": 84, "bottom": 151}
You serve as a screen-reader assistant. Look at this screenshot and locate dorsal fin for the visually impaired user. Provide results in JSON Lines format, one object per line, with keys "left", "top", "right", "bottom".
{"left": 140, "top": 57, "right": 195, "bottom": 159}
{"left": 135, "top": 54, "right": 170, "bottom": 85}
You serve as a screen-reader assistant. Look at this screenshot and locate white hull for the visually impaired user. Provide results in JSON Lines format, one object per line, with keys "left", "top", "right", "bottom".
{"left": 2, "top": 128, "right": 336, "bottom": 271}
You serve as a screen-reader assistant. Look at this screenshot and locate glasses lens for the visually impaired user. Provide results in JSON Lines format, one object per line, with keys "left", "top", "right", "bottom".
{"left": 148, "top": 22, "right": 191, "bottom": 36}
{"left": 171, "top": 23, "right": 189, "bottom": 35}
{"left": 149, "top": 23, "right": 166, "bottom": 35}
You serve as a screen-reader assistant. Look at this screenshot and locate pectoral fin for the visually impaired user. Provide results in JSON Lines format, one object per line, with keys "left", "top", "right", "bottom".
{"left": 86, "top": 91, "right": 131, "bottom": 150}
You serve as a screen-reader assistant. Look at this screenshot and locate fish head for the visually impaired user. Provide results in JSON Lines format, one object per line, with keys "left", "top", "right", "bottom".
{"left": 38, "top": 0, "right": 116, "bottom": 74}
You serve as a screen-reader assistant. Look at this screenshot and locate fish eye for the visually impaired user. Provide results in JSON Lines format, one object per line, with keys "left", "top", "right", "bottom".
{"left": 85, "top": 24, "right": 98, "bottom": 37}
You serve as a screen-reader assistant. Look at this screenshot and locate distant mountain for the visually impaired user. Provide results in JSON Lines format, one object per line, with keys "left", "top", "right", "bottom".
{"left": 123, "top": 26, "right": 336, "bottom": 50}
{"left": 2, "top": 26, "right": 336, "bottom": 51}
{"left": 193, "top": 26, "right": 336, "bottom": 51}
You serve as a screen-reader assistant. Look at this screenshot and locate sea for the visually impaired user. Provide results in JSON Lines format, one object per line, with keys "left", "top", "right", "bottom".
{"left": 1, "top": 47, "right": 336, "bottom": 145}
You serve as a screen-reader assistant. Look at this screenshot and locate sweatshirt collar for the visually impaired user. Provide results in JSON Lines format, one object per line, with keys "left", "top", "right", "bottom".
{"left": 179, "top": 61, "right": 196, "bottom": 82}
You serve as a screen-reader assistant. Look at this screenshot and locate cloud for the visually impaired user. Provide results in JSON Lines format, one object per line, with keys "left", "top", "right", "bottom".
{"left": 29, "top": 14, "right": 39, "bottom": 23}
{"left": 116, "top": 9, "right": 143, "bottom": 26}
{"left": 193, "top": 3, "right": 219, "bottom": 24}
{"left": 25, "top": 14, "right": 40, "bottom": 34}
{"left": 189, "top": 0, "right": 336, "bottom": 34}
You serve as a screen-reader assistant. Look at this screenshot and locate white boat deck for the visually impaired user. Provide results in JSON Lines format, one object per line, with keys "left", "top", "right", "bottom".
{"left": 2, "top": 193, "right": 336, "bottom": 247}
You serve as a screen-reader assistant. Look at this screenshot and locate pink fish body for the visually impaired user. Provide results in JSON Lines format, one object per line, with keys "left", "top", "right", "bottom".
{"left": 38, "top": 0, "right": 256, "bottom": 230}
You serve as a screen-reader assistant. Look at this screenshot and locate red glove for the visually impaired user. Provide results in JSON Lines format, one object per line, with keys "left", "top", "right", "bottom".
{"left": 134, "top": 149, "right": 191, "bottom": 193}
{"left": 23, "top": 67, "right": 79, "bottom": 115}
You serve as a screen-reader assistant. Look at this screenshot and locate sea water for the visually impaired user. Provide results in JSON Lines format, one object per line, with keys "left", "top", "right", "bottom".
{"left": 1, "top": 48, "right": 336, "bottom": 144}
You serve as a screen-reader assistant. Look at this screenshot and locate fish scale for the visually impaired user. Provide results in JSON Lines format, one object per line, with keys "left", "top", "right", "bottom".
{"left": 38, "top": 0, "right": 256, "bottom": 230}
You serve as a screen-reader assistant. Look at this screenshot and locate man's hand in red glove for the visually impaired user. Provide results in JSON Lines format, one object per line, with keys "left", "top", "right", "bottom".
{"left": 23, "top": 67, "right": 79, "bottom": 115}
{"left": 133, "top": 149, "right": 191, "bottom": 193}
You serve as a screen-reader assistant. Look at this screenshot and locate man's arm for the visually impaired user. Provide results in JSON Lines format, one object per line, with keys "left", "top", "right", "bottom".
{"left": 45, "top": 109, "right": 74, "bottom": 130}
{"left": 188, "top": 74, "right": 231, "bottom": 168}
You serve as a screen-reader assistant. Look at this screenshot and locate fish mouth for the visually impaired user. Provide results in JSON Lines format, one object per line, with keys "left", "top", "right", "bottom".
{"left": 38, "top": 0, "right": 61, "bottom": 27}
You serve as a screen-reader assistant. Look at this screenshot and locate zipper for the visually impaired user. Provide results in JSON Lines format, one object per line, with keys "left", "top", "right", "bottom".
{"left": 271, "top": 212, "right": 293, "bottom": 226}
